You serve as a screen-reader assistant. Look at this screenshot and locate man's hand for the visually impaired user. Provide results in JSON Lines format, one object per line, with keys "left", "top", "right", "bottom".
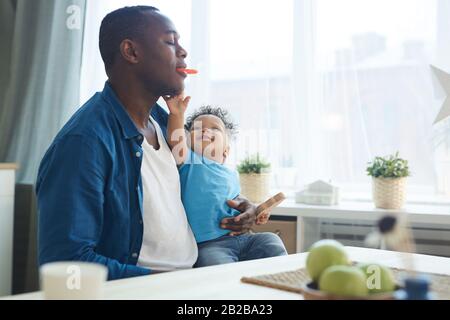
{"left": 164, "top": 93, "right": 191, "bottom": 116}
{"left": 221, "top": 196, "right": 257, "bottom": 236}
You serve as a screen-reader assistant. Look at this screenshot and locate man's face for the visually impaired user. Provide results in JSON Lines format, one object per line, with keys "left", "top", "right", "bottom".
{"left": 134, "top": 12, "right": 188, "bottom": 97}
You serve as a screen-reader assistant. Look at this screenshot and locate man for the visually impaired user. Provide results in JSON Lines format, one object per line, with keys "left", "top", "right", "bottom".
{"left": 36, "top": 6, "right": 257, "bottom": 280}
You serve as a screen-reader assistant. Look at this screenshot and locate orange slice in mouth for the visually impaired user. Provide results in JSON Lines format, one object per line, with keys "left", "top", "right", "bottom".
{"left": 176, "top": 68, "right": 199, "bottom": 75}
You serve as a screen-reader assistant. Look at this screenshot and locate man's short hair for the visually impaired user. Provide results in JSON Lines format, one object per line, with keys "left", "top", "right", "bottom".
{"left": 99, "top": 6, "right": 159, "bottom": 71}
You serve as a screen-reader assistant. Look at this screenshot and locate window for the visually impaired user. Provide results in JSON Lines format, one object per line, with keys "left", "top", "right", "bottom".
{"left": 81, "top": 0, "right": 450, "bottom": 199}
{"left": 310, "top": 0, "right": 448, "bottom": 197}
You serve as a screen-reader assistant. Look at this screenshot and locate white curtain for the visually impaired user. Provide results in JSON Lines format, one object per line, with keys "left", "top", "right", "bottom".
{"left": 81, "top": 0, "right": 450, "bottom": 199}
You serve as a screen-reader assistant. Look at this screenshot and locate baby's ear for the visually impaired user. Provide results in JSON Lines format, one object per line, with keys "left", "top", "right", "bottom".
{"left": 223, "top": 145, "right": 230, "bottom": 159}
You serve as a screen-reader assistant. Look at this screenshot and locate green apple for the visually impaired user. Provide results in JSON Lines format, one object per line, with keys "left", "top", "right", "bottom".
{"left": 319, "top": 265, "right": 369, "bottom": 297}
{"left": 306, "top": 239, "right": 350, "bottom": 282}
{"left": 358, "top": 263, "right": 396, "bottom": 294}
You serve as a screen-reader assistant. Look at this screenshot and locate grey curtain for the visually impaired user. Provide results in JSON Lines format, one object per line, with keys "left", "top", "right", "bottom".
{"left": 0, "top": 0, "right": 87, "bottom": 183}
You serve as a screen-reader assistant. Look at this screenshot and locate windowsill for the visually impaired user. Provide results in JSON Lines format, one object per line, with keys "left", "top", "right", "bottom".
{"left": 273, "top": 189, "right": 450, "bottom": 206}
{"left": 270, "top": 195, "right": 450, "bottom": 225}
{"left": 342, "top": 193, "right": 450, "bottom": 206}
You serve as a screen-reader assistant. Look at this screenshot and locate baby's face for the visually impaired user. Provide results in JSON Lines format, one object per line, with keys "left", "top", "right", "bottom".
{"left": 189, "top": 115, "right": 230, "bottom": 163}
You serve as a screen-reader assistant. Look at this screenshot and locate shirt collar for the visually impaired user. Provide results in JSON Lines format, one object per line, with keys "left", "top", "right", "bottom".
{"left": 101, "top": 81, "right": 142, "bottom": 140}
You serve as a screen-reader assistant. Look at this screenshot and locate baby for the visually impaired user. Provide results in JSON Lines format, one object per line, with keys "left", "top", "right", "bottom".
{"left": 164, "top": 94, "right": 287, "bottom": 267}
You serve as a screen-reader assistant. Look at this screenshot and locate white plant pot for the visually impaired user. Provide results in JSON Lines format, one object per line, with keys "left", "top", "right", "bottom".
{"left": 239, "top": 173, "right": 271, "bottom": 204}
{"left": 372, "top": 177, "right": 407, "bottom": 210}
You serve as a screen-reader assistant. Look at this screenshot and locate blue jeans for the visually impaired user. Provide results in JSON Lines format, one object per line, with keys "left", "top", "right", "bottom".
{"left": 194, "top": 232, "right": 288, "bottom": 268}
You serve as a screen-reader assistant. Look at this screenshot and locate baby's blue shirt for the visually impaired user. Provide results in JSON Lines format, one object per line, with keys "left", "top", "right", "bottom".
{"left": 179, "top": 149, "right": 241, "bottom": 243}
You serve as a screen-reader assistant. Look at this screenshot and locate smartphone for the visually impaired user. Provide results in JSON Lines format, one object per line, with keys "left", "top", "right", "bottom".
{"left": 255, "top": 192, "right": 286, "bottom": 221}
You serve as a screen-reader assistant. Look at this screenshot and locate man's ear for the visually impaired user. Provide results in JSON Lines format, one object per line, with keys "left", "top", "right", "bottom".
{"left": 120, "top": 39, "right": 139, "bottom": 64}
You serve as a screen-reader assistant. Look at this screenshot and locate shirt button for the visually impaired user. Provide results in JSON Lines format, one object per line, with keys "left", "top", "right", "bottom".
{"left": 136, "top": 151, "right": 142, "bottom": 158}
{"left": 139, "top": 220, "right": 143, "bottom": 225}
{"left": 132, "top": 253, "right": 138, "bottom": 258}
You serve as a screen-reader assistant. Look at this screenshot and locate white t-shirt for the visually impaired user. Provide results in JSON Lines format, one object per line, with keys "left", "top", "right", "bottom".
{"left": 137, "top": 117, "right": 198, "bottom": 271}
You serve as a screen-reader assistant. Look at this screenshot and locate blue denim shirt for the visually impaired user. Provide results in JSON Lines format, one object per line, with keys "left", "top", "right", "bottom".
{"left": 36, "top": 82, "right": 168, "bottom": 280}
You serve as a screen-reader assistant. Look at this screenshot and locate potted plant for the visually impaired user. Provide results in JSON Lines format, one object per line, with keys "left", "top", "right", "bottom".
{"left": 237, "top": 154, "right": 271, "bottom": 203}
{"left": 366, "top": 152, "right": 410, "bottom": 210}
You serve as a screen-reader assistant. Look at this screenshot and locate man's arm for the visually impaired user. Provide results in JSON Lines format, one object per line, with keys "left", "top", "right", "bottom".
{"left": 36, "top": 135, "right": 150, "bottom": 280}
{"left": 165, "top": 94, "right": 191, "bottom": 165}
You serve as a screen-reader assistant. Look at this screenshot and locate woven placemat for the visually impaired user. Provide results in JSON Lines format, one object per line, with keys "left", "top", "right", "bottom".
{"left": 241, "top": 267, "right": 450, "bottom": 299}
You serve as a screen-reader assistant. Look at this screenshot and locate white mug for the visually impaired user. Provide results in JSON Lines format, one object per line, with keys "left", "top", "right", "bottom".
{"left": 40, "top": 262, "right": 108, "bottom": 300}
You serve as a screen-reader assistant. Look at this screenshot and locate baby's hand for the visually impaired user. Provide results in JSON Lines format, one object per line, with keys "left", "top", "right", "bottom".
{"left": 164, "top": 93, "right": 191, "bottom": 116}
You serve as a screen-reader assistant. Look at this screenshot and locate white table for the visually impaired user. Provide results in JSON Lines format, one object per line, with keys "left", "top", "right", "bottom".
{"left": 271, "top": 200, "right": 450, "bottom": 252}
{"left": 3, "top": 247, "right": 450, "bottom": 300}
{"left": 0, "top": 163, "right": 18, "bottom": 297}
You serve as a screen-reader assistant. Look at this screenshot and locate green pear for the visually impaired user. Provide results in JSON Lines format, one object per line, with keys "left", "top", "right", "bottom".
{"left": 306, "top": 239, "right": 350, "bottom": 282}
{"left": 319, "top": 265, "right": 369, "bottom": 297}
{"left": 358, "top": 263, "right": 396, "bottom": 294}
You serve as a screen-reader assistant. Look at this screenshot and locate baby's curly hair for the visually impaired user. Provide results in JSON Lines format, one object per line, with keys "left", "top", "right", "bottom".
{"left": 185, "top": 106, "right": 238, "bottom": 139}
